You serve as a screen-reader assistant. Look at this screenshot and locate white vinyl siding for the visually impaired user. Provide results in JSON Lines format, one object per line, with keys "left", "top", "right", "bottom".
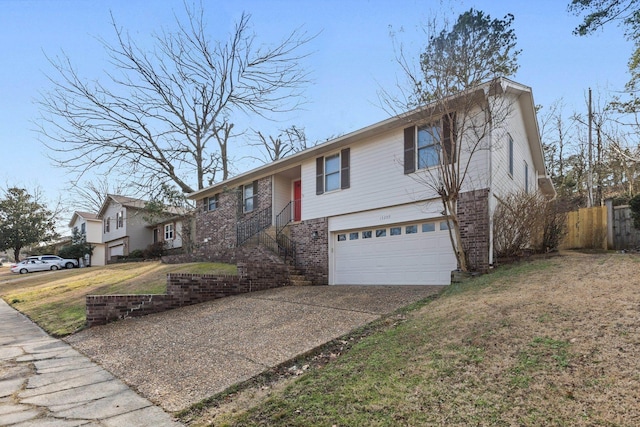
{"left": 302, "top": 120, "right": 488, "bottom": 221}
{"left": 491, "top": 94, "right": 539, "bottom": 200}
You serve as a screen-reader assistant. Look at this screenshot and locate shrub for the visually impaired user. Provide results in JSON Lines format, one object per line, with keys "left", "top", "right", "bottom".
{"left": 493, "top": 192, "right": 566, "bottom": 258}
{"left": 629, "top": 194, "right": 640, "bottom": 230}
{"left": 127, "top": 249, "right": 144, "bottom": 259}
{"left": 143, "top": 241, "right": 166, "bottom": 259}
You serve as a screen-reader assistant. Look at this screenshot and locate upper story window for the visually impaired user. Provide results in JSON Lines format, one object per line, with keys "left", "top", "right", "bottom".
{"left": 203, "top": 194, "right": 219, "bottom": 212}
{"left": 80, "top": 222, "right": 86, "bottom": 234}
{"left": 324, "top": 154, "right": 340, "bottom": 191}
{"left": 417, "top": 124, "right": 441, "bottom": 169}
{"left": 164, "top": 223, "right": 174, "bottom": 240}
{"left": 404, "top": 113, "right": 456, "bottom": 174}
{"left": 242, "top": 181, "right": 258, "bottom": 213}
{"left": 116, "top": 211, "right": 124, "bottom": 229}
{"left": 316, "top": 148, "right": 350, "bottom": 195}
{"left": 508, "top": 134, "right": 514, "bottom": 177}
{"left": 104, "top": 217, "right": 110, "bottom": 233}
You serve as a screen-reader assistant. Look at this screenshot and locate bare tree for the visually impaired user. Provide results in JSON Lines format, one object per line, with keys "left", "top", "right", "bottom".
{"left": 248, "top": 125, "right": 309, "bottom": 163}
{"left": 36, "top": 4, "right": 313, "bottom": 194}
{"left": 384, "top": 9, "right": 520, "bottom": 272}
{"left": 67, "top": 176, "right": 131, "bottom": 214}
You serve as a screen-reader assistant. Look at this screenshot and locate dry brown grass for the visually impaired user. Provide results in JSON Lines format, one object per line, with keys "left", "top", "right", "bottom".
{"left": 186, "top": 252, "right": 640, "bottom": 426}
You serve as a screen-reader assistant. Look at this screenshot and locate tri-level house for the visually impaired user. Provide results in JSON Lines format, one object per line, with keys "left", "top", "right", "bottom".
{"left": 68, "top": 211, "right": 106, "bottom": 266}
{"left": 99, "top": 195, "right": 187, "bottom": 263}
{"left": 188, "top": 78, "right": 555, "bottom": 286}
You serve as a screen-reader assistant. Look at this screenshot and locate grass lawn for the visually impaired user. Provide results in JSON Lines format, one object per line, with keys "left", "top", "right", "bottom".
{"left": 181, "top": 252, "right": 640, "bottom": 426}
{"left": 0, "top": 261, "right": 236, "bottom": 337}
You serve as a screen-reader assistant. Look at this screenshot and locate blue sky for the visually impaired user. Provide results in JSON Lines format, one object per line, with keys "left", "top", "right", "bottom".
{"left": 0, "top": 0, "right": 631, "bottom": 213}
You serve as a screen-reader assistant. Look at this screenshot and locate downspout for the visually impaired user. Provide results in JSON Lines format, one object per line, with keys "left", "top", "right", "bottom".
{"left": 487, "top": 108, "right": 495, "bottom": 269}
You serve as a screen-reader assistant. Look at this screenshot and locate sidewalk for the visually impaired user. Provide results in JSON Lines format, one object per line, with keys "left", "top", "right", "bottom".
{"left": 0, "top": 299, "right": 182, "bottom": 426}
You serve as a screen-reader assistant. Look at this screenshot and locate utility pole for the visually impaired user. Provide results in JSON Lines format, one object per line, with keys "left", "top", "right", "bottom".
{"left": 588, "top": 87, "right": 594, "bottom": 208}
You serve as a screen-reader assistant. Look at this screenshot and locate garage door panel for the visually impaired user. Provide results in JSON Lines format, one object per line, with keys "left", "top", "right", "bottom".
{"left": 333, "top": 222, "right": 456, "bottom": 286}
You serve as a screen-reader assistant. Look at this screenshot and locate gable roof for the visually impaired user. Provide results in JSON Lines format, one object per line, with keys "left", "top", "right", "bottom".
{"left": 97, "top": 194, "right": 190, "bottom": 218}
{"left": 68, "top": 211, "right": 101, "bottom": 228}
{"left": 97, "top": 194, "right": 147, "bottom": 217}
{"left": 187, "top": 78, "right": 554, "bottom": 200}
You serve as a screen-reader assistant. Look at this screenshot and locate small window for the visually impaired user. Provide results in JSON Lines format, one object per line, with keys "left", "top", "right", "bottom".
{"left": 406, "top": 225, "right": 418, "bottom": 234}
{"left": 165, "top": 223, "right": 174, "bottom": 240}
{"left": 508, "top": 135, "right": 514, "bottom": 177}
{"left": 204, "top": 194, "right": 219, "bottom": 212}
{"left": 104, "top": 217, "right": 110, "bottom": 233}
{"left": 116, "top": 211, "right": 124, "bottom": 229}
{"left": 440, "top": 221, "right": 450, "bottom": 231}
{"left": 337, "top": 234, "right": 346, "bottom": 241}
{"left": 243, "top": 184, "right": 254, "bottom": 213}
{"left": 390, "top": 227, "right": 401, "bottom": 236}
{"left": 376, "top": 229, "right": 386, "bottom": 237}
{"left": 422, "top": 223, "right": 435, "bottom": 232}
{"left": 362, "top": 230, "right": 372, "bottom": 239}
{"left": 349, "top": 232, "right": 359, "bottom": 240}
{"left": 80, "top": 223, "right": 86, "bottom": 234}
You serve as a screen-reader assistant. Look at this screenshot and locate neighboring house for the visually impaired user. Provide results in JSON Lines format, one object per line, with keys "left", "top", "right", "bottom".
{"left": 69, "top": 211, "right": 106, "bottom": 266}
{"left": 98, "top": 195, "right": 186, "bottom": 262}
{"left": 149, "top": 213, "right": 191, "bottom": 251}
{"left": 188, "top": 78, "right": 555, "bottom": 286}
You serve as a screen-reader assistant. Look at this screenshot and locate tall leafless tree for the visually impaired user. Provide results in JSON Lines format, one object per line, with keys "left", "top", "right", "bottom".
{"left": 36, "top": 4, "right": 313, "bottom": 194}
{"left": 384, "top": 9, "right": 520, "bottom": 272}
{"left": 248, "top": 125, "right": 309, "bottom": 163}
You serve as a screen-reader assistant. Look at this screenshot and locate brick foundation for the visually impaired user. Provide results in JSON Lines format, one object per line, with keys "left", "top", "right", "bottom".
{"left": 457, "top": 188, "right": 490, "bottom": 272}
{"left": 290, "top": 218, "right": 329, "bottom": 285}
{"left": 86, "top": 261, "right": 290, "bottom": 327}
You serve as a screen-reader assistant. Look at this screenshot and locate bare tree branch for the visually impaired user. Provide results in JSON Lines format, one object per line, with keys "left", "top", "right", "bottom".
{"left": 36, "top": 4, "right": 314, "bottom": 194}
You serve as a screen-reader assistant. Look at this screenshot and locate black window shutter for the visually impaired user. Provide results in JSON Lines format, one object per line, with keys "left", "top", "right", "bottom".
{"left": 340, "top": 148, "right": 350, "bottom": 189}
{"left": 443, "top": 112, "right": 456, "bottom": 164}
{"left": 237, "top": 187, "right": 244, "bottom": 217}
{"left": 252, "top": 180, "right": 259, "bottom": 209}
{"left": 316, "top": 157, "right": 324, "bottom": 195}
{"left": 404, "top": 126, "right": 416, "bottom": 174}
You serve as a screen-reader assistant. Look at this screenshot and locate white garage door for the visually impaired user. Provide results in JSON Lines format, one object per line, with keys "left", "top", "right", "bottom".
{"left": 109, "top": 244, "right": 124, "bottom": 257}
{"left": 333, "top": 220, "right": 457, "bottom": 285}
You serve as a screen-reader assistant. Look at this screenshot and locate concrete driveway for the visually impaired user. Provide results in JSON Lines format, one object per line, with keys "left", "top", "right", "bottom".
{"left": 65, "top": 285, "right": 443, "bottom": 412}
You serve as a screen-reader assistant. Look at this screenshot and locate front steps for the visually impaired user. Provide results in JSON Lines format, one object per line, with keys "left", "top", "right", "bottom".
{"left": 288, "top": 268, "right": 312, "bottom": 286}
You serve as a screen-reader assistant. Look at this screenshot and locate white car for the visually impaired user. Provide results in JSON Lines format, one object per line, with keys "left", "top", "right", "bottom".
{"left": 27, "top": 255, "right": 78, "bottom": 269}
{"left": 11, "top": 259, "right": 61, "bottom": 274}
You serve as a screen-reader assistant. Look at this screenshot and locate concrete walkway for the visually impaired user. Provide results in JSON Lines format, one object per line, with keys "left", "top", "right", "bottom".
{"left": 0, "top": 299, "right": 182, "bottom": 427}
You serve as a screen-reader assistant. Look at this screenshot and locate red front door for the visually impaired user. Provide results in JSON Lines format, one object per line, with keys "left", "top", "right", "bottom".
{"left": 294, "top": 180, "right": 302, "bottom": 222}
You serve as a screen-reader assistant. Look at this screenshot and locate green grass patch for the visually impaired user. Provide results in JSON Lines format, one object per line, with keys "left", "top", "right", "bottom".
{"left": 1, "top": 261, "right": 236, "bottom": 337}
{"left": 195, "top": 256, "right": 579, "bottom": 427}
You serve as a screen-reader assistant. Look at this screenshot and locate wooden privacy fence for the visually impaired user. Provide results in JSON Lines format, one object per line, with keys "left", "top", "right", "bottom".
{"left": 561, "top": 206, "right": 608, "bottom": 250}
{"left": 609, "top": 204, "right": 640, "bottom": 250}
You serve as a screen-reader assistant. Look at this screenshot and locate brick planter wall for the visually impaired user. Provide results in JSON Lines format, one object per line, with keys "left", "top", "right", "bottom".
{"left": 86, "top": 261, "right": 290, "bottom": 327}
{"left": 290, "top": 217, "right": 329, "bottom": 285}
{"left": 457, "top": 188, "right": 490, "bottom": 272}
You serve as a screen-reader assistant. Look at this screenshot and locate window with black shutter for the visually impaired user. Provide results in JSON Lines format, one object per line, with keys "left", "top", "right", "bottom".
{"left": 316, "top": 149, "right": 350, "bottom": 194}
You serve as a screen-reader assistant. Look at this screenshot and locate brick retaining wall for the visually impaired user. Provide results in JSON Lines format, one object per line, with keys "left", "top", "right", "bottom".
{"left": 86, "top": 261, "right": 290, "bottom": 327}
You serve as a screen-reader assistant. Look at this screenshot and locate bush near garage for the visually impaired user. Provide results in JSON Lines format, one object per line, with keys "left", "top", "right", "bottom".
{"left": 493, "top": 191, "right": 566, "bottom": 259}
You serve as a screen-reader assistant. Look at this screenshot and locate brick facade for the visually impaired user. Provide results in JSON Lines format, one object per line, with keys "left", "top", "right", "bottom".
{"left": 290, "top": 217, "right": 329, "bottom": 285}
{"left": 194, "top": 176, "right": 273, "bottom": 260}
{"left": 86, "top": 261, "right": 290, "bottom": 327}
{"left": 457, "top": 188, "right": 490, "bottom": 272}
